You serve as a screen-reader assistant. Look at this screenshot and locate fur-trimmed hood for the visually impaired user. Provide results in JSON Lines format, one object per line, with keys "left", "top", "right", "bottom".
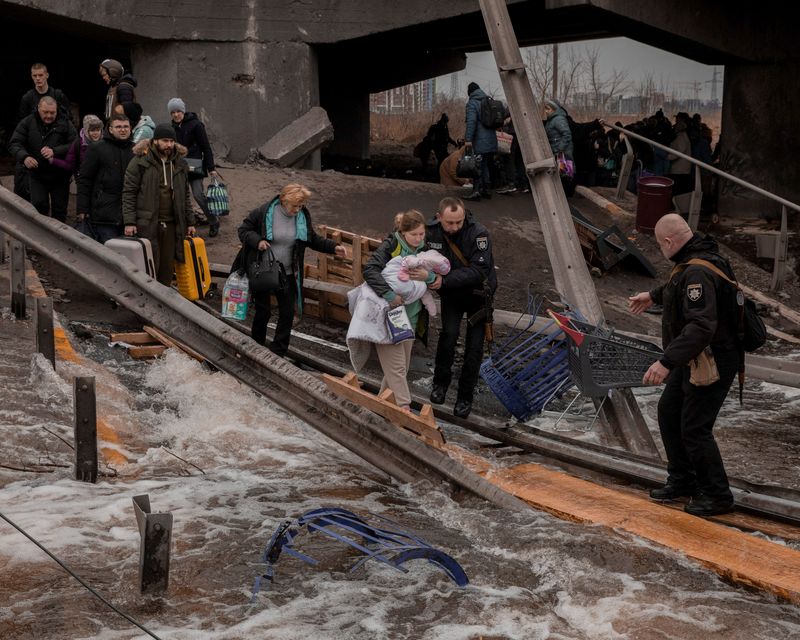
{"left": 132, "top": 139, "right": 188, "bottom": 157}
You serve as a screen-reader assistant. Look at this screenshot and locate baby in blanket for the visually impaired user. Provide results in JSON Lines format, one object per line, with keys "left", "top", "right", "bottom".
{"left": 381, "top": 249, "right": 450, "bottom": 316}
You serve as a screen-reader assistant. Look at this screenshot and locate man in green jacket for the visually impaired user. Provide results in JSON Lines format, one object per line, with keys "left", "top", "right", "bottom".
{"left": 122, "top": 124, "right": 195, "bottom": 285}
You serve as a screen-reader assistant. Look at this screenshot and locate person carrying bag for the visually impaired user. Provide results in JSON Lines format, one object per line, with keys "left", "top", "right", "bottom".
{"left": 233, "top": 183, "right": 344, "bottom": 356}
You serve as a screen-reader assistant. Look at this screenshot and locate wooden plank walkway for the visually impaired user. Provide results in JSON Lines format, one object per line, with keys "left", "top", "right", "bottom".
{"left": 472, "top": 461, "right": 800, "bottom": 603}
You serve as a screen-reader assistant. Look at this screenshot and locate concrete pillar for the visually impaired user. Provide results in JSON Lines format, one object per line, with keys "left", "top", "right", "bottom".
{"left": 131, "top": 40, "right": 319, "bottom": 163}
{"left": 322, "top": 88, "right": 371, "bottom": 159}
{"left": 718, "top": 63, "right": 800, "bottom": 218}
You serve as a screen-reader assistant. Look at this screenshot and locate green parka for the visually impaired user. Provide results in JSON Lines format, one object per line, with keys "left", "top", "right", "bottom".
{"left": 122, "top": 140, "right": 195, "bottom": 262}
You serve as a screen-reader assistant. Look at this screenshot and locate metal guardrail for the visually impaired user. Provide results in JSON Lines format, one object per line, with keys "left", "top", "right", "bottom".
{"left": 604, "top": 120, "right": 796, "bottom": 291}
{"left": 0, "top": 187, "right": 527, "bottom": 512}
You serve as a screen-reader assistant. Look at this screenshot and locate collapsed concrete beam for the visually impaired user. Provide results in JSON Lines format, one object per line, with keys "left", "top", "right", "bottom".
{"left": 258, "top": 107, "right": 333, "bottom": 168}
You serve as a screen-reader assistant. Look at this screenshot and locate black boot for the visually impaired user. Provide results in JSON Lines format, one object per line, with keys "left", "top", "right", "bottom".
{"left": 684, "top": 494, "right": 734, "bottom": 517}
{"left": 649, "top": 483, "right": 697, "bottom": 501}
{"left": 430, "top": 385, "right": 447, "bottom": 405}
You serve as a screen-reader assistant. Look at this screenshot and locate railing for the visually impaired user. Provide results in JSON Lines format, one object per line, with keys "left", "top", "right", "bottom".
{"left": 603, "top": 120, "right": 798, "bottom": 291}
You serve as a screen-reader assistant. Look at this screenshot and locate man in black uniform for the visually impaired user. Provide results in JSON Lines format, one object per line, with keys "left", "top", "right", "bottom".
{"left": 629, "top": 213, "right": 739, "bottom": 516}
{"left": 422, "top": 196, "right": 497, "bottom": 418}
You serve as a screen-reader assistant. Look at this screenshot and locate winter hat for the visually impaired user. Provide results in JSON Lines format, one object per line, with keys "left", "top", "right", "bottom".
{"left": 122, "top": 102, "right": 143, "bottom": 124}
{"left": 100, "top": 59, "right": 124, "bottom": 80}
{"left": 467, "top": 82, "right": 480, "bottom": 95}
{"left": 167, "top": 98, "right": 186, "bottom": 114}
{"left": 83, "top": 114, "right": 103, "bottom": 131}
{"left": 152, "top": 123, "right": 176, "bottom": 141}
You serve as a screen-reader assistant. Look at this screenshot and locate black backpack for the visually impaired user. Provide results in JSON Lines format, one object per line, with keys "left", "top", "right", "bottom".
{"left": 479, "top": 97, "right": 506, "bottom": 129}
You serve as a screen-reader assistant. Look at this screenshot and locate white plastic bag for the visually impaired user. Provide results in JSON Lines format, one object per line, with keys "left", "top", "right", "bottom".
{"left": 221, "top": 271, "right": 249, "bottom": 320}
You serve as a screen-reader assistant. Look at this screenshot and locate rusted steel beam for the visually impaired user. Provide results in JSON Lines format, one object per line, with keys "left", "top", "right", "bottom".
{"left": 74, "top": 376, "right": 98, "bottom": 483}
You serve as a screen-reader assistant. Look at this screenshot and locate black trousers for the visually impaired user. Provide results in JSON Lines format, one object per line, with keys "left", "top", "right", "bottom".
{"left": 14, "top": 163, "right": 31, "bottom": 201}
{"left": 657, "top": 350, "right": 738, "bottom": 500}
{"left": 251, "top": 279, "right": 297, "bottom": 357}
{"left": 29, "top": 173, "right": 69, "bottom": 222}
{"left": 433, "top": 295, "right": 486, "bottom": 402}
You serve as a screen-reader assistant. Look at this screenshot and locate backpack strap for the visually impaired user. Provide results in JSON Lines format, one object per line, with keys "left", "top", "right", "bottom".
{"left": 672, "top": 257, "right": 747, "bottom": 403}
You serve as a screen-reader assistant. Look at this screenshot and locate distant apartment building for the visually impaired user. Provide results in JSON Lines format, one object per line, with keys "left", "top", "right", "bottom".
{"left": 370, "top": 79, "right": 437, "bottom": 114}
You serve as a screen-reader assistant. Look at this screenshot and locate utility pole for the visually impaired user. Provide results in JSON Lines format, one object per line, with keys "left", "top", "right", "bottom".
{"left": 552, "top": 43, "right": 559, "bottom": 101}
{"left": 477, "top": 0, "right": 660, "bottom": 458}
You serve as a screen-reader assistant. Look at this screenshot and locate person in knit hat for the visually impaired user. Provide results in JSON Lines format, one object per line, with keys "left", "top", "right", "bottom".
{"left": 122, "top": 123, "right": 195, "bottom": 286}
{"left": 49, "top": 114, "right": 104, "bottom": 178}
{"left": 99, "top": 58, "right": 137, "bottom": 121}
{"left": 168, "top": 97, "right": 221, "bottom": 236}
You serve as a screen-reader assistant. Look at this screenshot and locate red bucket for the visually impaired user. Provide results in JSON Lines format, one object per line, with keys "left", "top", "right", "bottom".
{"left": 636, "top": 176, "right": 674, "bottom": 234}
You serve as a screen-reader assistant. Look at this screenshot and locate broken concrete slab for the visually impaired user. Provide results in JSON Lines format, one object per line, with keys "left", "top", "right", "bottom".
{"left": 258, "top": 106, "right": 333, "bottom": 168}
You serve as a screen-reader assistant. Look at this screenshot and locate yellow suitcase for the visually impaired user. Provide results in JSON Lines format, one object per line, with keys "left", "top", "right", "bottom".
{"left": 175, "top": 236, "right": 211, "bottom": 300}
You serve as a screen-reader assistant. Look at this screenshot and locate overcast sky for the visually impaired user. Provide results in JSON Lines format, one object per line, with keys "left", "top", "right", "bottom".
{"left": 439, "top": 37, "right": 722, "bottom": 102}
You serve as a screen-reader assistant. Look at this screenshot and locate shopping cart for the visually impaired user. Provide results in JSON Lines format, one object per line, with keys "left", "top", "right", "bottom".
{"left": 548, "top": 310, "right": 663, "bottom": 397}
{"left": 480, "top": 296, "right": 574, "bottom": 421}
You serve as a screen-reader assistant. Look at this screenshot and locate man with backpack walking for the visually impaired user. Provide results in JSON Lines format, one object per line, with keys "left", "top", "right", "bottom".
{"left": 628, "top": 214, "right": 756, "bottom": 517}
{"left": 463, "top": 82, "right": 502, "bottom": 201}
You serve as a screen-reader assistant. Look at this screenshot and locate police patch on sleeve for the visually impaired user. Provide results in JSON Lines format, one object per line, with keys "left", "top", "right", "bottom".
{"left": 686, "top": 283, "right": 703, "bottom": 307}
{"left": 476, "top": 236, "right": 488, "bottom": 251}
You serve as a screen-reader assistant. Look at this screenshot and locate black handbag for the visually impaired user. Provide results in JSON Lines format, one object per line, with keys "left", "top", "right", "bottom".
{"left": 456, "top": 150, "right": 479, "bottom": 178}
{"left": 185, "top": 157, "right": 205, "bottom": 176}
{"left": 247, "top": 249, "right": 287, "bottom": 294}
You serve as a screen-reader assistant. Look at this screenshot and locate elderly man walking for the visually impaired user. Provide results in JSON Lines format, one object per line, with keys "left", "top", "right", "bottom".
{"left": 8, "top": 96, "right": 76, "bottom": 222}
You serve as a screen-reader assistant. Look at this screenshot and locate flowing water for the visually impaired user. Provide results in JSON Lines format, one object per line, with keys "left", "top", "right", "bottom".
{"left": 2, "top": 324, "right": 800, "bottom": 639}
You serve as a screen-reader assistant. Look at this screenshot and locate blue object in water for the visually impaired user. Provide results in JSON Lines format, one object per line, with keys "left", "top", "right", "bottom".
{"left": 251, "top": 507, "right": 468, "bottom": 600}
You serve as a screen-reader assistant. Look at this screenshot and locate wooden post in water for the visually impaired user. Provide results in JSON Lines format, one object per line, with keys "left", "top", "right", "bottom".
{"left": 132, "top": 494, "right": 173, "bottom": 594}
{"left": 10, "top": 240, "right": 25, "bottom": 319}
{"left": 36, "top": 297, "right": 55, "bottom": 368}
{"left": 477, "top": 0, "right": 659, "bottom": 457}
{"left": 74, "top": 377, "right": 98, "bottom": 483}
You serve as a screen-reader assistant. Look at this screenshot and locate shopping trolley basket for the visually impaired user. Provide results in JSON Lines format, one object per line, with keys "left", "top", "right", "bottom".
{"left": 548, "top": 310, "right": 663, "bottom": 397}
{"left": 479, "top": 297, "right": 574, "bottom": 421}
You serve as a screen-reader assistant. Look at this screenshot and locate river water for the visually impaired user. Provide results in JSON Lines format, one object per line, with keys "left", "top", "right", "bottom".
{"left": 2, "top": 325, "right": 800, "bottom": 639}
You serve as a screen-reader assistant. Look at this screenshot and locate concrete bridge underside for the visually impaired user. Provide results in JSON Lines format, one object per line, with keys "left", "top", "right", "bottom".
{"left": 0, "top": 0, "right": 796, "bottom": 215}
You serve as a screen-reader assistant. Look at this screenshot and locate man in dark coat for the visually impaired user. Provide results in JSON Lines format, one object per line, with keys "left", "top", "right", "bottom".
{"left": 463, "top": 82, "right": 498, "bottom": 201}
{"left": 169, "top": 98, "right": 221, "bottom": 237}
{"left": 16, "top": 63, "right": 71, "bottom": 202}
{"left": 629, "top": 213, "right": 740, "bottom": 517}
{"left": 77, "top": 114, "right": 134, "bottom": 243}
{"left": 422, "top": 196, "right": 497, "bottom": 418}
{"left": 122, "top": 124, "right": 195, "bottom": 286}
{"left": 8, "top": 96, "right": 76, "bottom": 222}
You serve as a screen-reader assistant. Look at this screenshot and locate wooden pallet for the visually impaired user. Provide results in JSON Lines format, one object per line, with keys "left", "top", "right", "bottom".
{"left": 322, "top": 372, "right": 445, "bottom": 446}
{"left": 110, "top": 326, "right": 206, "bottom": 361}
{"left": 307, "top": 225, "right": 382, "bottom": 321}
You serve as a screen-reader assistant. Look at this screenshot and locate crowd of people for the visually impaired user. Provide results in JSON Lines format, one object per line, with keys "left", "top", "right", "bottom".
{"left": 424, "top": 83, "right": 719, "bottom": 213}
{"left": 8, "top": 60, "right": 222, "bottom": 288}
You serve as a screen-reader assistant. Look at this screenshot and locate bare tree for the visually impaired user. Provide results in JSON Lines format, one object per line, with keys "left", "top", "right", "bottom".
{"left": 525, "top": 47, "right": 553, "bottom": 107}
{"left": 557, "top": 47, "right": 582, "bottom": 106}
{"left": 582, "top": 45, "right": 630, "bottom": 115}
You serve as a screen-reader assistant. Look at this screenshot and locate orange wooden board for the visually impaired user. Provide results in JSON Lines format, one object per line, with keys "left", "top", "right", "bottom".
{"left": 477, "top": 462, "right": 800, "bottom": 603}
{"left": 322, "top": 373, "right": 445, "bottom": 445}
